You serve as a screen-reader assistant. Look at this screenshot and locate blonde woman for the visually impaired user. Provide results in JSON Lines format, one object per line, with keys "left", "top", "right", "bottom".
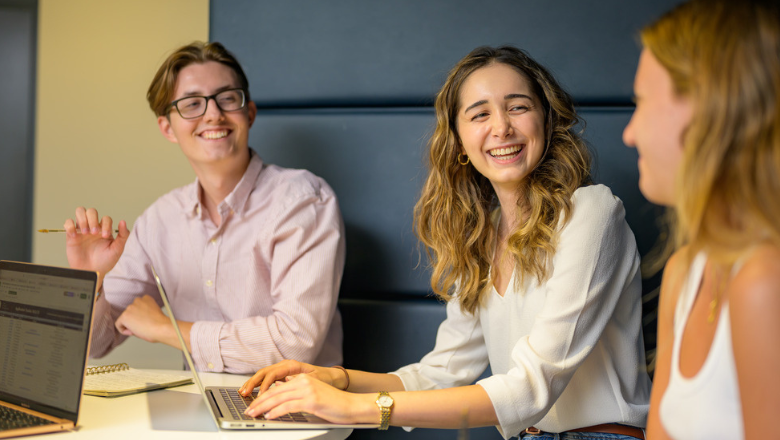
{"left": 623, "top": 0, "right": 780, "bottom": 438}
{"left": 240, "top": 46, "right": 651, "bottom": 439}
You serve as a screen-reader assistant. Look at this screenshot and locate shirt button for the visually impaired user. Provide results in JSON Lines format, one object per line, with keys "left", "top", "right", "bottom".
{"left": 206, "top": 280, "right": 213, "bottom": 287}
{"left": 210, "top": 238, "right": 217, "bottom": 245}
{"left": 207, "top": 363, "right": 214, "bottom": 369}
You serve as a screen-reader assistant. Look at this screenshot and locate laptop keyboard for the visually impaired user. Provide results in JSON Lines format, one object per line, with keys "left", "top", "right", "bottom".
{"left": 220, "top": 389, "right": 309, "bottom": 423}
{"left": 0, "top": 405, "right": 56, "bottom": 431}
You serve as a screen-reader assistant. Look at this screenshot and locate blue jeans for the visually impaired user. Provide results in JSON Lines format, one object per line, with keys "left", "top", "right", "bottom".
{"left": 520, "top": 432, "right": 644, "bottom": 440}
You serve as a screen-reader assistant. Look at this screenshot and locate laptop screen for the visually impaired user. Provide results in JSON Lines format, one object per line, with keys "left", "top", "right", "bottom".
{"left": 0, "top": 261, "right": 97, "bottom": 420}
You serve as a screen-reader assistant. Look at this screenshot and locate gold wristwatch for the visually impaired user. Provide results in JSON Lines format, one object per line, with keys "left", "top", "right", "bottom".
{"left": 375, "top": 391, "right": 394, "bottom": 430}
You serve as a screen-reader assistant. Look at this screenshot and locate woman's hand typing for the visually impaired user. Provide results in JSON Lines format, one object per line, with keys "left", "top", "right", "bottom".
{"left": 242, "top": 373, "right": 376, "bottom": 424}
{"left": 239, "top": 360, "right": 348, "bottom": 396}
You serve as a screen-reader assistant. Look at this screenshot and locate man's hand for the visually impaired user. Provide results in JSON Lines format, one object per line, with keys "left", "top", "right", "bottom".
{"left": 115, "top": 295, "right": 192, "bottom": 351}
{"left": 64, "top": 207, "right": 130, "bottom": 289}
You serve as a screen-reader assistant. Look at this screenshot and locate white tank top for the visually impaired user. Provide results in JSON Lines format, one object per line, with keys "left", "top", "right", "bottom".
{"left": 659, "top": 253, "right": 743, "bottom": 439}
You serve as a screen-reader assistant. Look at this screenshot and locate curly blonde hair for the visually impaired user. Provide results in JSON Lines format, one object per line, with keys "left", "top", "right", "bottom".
{"left": 642, "top": 0, "right": 780, "bottom": 267}
{"left": 414, "top": 46, "right": 591, "bottom": 314}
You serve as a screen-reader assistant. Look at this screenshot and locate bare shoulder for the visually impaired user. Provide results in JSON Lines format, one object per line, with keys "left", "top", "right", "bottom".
{"left": 658, "top": 246, "right": 692, "bottom": 316}
{"left": 728, "top": 245, "right": 780, "bottom": 416}
{"left": 729, "top": 244, "right": 780, "bottom": 314}
{"left": 663, "top": 247, "right": 689, "bottom": 280}
{"left": 660, "top": 247, "right": 691, "bottom": 294}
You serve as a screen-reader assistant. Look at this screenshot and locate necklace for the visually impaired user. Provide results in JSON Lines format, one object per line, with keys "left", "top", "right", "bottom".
{"left": 707, "top": 290, "right": 719, "bottom": 324}
{"left": 706, "top": 264, "right": 728, "bottom": 324}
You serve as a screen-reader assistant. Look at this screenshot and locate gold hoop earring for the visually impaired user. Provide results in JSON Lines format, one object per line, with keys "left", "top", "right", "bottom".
{"left": 458, "top": 153, "right": 470, "bottom": 166}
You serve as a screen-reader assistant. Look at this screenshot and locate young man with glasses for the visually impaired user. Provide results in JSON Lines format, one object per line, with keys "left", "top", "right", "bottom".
{"left": 63, "top": 42, "right": 345, "bottom": 374}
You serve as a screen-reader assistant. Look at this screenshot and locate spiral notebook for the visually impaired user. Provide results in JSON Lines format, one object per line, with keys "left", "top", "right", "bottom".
{"left": 83, "top": 363, "right": 192, "bottom": 397}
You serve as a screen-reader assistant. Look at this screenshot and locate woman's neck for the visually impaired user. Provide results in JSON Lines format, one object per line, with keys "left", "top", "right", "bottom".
{"left": 494, "top": 187, "right": 525, "bottom": 239}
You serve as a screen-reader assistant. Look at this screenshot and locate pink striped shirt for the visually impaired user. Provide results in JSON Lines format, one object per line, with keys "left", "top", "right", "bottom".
{"left": 90, "top": 151, "right": 345, "bottom": 373}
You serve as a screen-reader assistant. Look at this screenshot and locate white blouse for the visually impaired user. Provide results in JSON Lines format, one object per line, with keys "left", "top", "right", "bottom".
{"left": 392, "top": 185, "right": 651, "bottom": 438}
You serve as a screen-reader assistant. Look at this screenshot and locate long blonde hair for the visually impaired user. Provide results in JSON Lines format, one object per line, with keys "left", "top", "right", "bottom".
{"left": 642, "top": 0, "right": 780, "bottom": 268}
{"left": 414, "top": 46, "right": 591, "bottom": 314}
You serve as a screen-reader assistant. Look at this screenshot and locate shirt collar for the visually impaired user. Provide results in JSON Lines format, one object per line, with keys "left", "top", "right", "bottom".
{"left": 185, "top": 149, "right": 264, "bottom": 219}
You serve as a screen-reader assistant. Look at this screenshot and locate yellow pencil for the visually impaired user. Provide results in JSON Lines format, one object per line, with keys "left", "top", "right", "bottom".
{"left": 37, "top": 229, "right": 120, "bottom": 233}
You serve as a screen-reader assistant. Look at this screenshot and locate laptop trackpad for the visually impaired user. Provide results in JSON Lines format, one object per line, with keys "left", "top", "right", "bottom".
{"left": 147, "top": 389, "right": 218, "bottom": 432}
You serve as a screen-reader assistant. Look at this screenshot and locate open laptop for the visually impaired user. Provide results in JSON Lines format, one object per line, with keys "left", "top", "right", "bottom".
{"left": 150, "top": 264, "right": 377, "bottom": 430}
{"left": 0, "top": 261, "right": 97, "bottom": 438}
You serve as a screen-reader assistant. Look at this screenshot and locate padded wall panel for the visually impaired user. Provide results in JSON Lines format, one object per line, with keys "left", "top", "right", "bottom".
{"left": 213, "top": 6, "right": 666, "bottom": 435}
{"left": 249, "top": 107, "right": 661, "bottom": 296}
{"left": 340, "top": 298, "right": 445, "bottom": 372}
{"left": 583, "top": 108, "right": 663, "bottom": 257}
{"left": 250, "top": 109, "right": 433, "bottom": 295}
{"left": 211, "top": 0, "right": 684, "bottom": 107}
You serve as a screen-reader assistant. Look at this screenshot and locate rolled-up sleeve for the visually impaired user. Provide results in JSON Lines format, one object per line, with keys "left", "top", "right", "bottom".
{"left": 90, "top": 223, "right": 157, "bottom": 358}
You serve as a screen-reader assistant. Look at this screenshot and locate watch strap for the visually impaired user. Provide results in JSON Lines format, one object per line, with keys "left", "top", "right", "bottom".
{"left": 376, "top": 391, "right": 393, "bottom": 430}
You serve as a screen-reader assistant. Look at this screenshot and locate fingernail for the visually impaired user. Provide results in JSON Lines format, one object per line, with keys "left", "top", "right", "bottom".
{"left": 91, "top": 227, "right": 99, "bottom": 234}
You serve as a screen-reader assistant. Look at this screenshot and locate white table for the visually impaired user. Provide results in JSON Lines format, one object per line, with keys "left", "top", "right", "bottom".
{"left": 52, "top": 371, "right": 352, "bottom": 440}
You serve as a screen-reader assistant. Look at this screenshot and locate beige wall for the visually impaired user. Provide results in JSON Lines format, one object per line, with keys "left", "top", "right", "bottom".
{"left": 33, "top": 0, "right": 209, "bottom": 368}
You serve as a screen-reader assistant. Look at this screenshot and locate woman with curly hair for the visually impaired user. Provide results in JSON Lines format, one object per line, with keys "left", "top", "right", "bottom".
{"left": 239, "top": 45, "right": 651, "bottom": 439}
{"left": 623, "top": 0, "right": 780, "bottom": 438}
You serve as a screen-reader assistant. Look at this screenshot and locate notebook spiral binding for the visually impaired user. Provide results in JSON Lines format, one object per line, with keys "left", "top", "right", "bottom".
{"left": 85, "top": 363, "right": 130, "bottom": 375}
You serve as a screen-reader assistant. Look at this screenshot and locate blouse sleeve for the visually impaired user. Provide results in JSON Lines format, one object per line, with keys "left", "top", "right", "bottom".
{"left": 477, "top": 185, "right": 641, "bottom": 437}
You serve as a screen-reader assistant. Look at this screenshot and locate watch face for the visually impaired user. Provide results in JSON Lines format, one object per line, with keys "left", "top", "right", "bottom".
{"left": 378, "top": 395, "right": 393, "bottom": 407}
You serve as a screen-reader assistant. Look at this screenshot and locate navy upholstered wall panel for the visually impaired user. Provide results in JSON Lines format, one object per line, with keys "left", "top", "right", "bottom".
{"left": 249, "top": 108, "right": 660, "bottom": 296}
{"left": 212, "top": 3, "right": 673, "bottom": 438}
{"left": 211, "top": 0, "right": 683, "bottom": 107}
{"left": 249, "top": 108, "right": 431, "bottom": 294}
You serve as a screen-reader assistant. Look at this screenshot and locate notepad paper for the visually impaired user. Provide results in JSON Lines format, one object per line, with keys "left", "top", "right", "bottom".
{"left": 83, "top": 363, "right": 193, "bottom": 397}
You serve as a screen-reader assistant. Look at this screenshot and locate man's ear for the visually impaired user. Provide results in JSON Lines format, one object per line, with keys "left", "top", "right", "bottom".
{"left": 157, "top": 115, "right": 179, "bottom": 143}
{"left": 247, "top": 101, "right": 257, "bottom": 128}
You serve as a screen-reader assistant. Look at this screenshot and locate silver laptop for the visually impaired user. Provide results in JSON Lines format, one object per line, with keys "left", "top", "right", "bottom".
{"left": 150, "top": 264, "right": 377, "bottom": 430}
{"left": 0, "top": 261, "right": 97, "bottom": 438}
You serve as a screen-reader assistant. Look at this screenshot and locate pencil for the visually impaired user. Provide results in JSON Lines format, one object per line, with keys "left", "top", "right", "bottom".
{"left": 37, "top": 229, "right": 121, "bottom": 233}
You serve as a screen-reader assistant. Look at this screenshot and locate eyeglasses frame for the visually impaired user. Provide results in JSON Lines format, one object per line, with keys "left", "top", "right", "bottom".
{"left": 168, "top": 88, "right": 248, "bottom": 119}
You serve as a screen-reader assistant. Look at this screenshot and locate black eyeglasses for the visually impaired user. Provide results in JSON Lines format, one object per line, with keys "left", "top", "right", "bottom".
{"left": 168, "top": 88, "right": 247, "bottom": 119}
